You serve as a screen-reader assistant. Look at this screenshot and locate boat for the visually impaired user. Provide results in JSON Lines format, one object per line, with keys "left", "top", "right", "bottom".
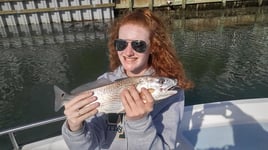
{"left": 1, "top": 98, "right": 268, "bottom": 150}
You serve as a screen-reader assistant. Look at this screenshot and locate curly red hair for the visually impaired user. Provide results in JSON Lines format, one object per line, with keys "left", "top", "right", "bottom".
{"left": 108, "top": 9, "right": 193, "bottom": 89}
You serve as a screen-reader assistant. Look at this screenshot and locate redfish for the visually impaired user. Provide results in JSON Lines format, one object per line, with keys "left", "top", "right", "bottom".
{"left": 54, "top": 76, "right": 178, "bottom": 113}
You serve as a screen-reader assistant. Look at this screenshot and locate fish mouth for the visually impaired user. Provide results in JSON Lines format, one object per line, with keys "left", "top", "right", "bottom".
{"left": 162, "top": 84, "right": 178, "bottom": 92}
{"left": 167, "top": 86, "right": 179, "bottom": 91}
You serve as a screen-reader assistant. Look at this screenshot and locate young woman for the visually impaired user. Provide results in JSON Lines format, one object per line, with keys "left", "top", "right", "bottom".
{"left": 62, "top": 8, "right": 193, "bottom": 150}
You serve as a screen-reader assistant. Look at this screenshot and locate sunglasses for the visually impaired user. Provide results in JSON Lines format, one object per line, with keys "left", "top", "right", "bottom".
{"left": 114, "top": 39, "right": 148, "bottom": 53}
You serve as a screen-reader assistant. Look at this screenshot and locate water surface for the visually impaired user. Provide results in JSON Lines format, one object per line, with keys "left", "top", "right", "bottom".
{"left": 175, "top": 23, "right": 268, "bottom": 105}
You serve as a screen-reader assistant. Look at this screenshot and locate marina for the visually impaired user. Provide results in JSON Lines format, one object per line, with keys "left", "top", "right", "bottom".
{"left": 1, "top": 6, "right": 267, "bottom": 45}
{"left": 0, "top": 0, "right": 266, "bottom": 27}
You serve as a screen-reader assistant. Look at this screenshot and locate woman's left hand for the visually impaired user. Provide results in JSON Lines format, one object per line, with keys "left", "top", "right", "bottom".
{"left": 120, "top": 85, "right": 154, "bottom": 121}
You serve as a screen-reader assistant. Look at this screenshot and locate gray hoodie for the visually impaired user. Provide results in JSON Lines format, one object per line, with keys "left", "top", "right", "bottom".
{"left": 62, "top": 66, "right": 185, "bottom": 150}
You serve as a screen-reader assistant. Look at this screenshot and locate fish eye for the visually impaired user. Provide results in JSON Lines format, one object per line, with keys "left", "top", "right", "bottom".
{"left": 158, "top": 78, "right": 165, "bottom": 84}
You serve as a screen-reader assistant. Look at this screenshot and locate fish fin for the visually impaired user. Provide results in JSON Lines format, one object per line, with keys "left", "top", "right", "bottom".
{"left": 54, "top": 85, "right": 68, "bottom": 112}
{"left": 71, "top": 78, "right": 113, "bottom": 94}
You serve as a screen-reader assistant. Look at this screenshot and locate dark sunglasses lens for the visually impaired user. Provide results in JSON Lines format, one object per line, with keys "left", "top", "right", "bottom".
{"left": 131, "top": 40, "right": 147, "bottom": 53}
{"left": 114, "top": 39, "right": 128, "bottom": 51}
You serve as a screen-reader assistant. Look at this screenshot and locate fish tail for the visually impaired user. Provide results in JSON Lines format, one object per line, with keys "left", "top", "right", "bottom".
{"left": 54, "top": 85, "right": 68, "bottom": 112}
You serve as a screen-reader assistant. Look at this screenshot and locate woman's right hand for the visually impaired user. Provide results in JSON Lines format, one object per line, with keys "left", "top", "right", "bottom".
{"left": 63, "top": 91, "right": 100, "bottom": 131}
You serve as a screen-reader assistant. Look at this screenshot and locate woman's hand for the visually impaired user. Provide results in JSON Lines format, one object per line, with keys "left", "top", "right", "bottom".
{"left": 64, "top": 91, "right": 100, "bottom": 131}
{"left": 120, "top": 85, "right": 154, "bottom": 121}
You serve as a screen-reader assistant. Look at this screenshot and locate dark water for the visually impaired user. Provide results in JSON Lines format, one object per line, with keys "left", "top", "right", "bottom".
{"left": 0, "top": 9, "right": 268, "bottom": 149}
{"left": 176, "top": 23, "right": 268, "bottom": 105}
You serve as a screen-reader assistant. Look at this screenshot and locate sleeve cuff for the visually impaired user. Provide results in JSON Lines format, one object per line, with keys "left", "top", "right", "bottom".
{"left": 62, "top": 121, "right": 85, "bottom": 138}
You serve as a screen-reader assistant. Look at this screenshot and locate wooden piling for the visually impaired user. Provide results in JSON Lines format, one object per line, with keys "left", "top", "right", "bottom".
{"left": 129, "top": 0, "right": 133, "bottom": 11}
{"left": 182, "top": 0, "right": 186, "bottom": 9}
{"left": 149, "top": 0, "right": 153, "bottom": 10}
{"left": 258, "top": 0, "right": 263, "bottom": 6}
{"left": 222, "top": 0, "right": 226, "bottom": 8}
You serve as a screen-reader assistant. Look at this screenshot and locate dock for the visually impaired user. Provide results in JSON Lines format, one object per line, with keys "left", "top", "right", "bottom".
{"left": 0, "top": 0, "right": 266, "bottom": 27}
{"left": 0, "top": 0, "right": 114, "bottom": 27}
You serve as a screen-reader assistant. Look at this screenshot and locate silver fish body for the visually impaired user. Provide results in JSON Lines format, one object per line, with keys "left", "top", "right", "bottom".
{"left": 54, "top": 76, "right": 178, "bottom": 113}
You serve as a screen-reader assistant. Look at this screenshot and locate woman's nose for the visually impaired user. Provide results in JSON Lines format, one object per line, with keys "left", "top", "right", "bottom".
{"left": 124, "top": 43, "right": 134, "bottom": 56}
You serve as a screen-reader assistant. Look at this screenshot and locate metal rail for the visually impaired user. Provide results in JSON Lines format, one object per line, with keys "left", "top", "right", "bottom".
{"left": 0, "top": 116, "right": 66, "bottom": 150}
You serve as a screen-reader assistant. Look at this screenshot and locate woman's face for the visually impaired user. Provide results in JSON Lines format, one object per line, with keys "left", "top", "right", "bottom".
{"left": 117, "top": 24, "right": 151, "bottom": 77}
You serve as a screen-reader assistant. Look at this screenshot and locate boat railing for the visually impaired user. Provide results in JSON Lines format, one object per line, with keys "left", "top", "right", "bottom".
{"left": 0, "top": 116, "right": 66, "bottom": 150}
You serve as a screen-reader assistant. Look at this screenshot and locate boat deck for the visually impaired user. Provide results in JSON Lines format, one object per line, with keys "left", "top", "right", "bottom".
{"left": 179, "top": 98, "right": 268, "bottom": 149}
